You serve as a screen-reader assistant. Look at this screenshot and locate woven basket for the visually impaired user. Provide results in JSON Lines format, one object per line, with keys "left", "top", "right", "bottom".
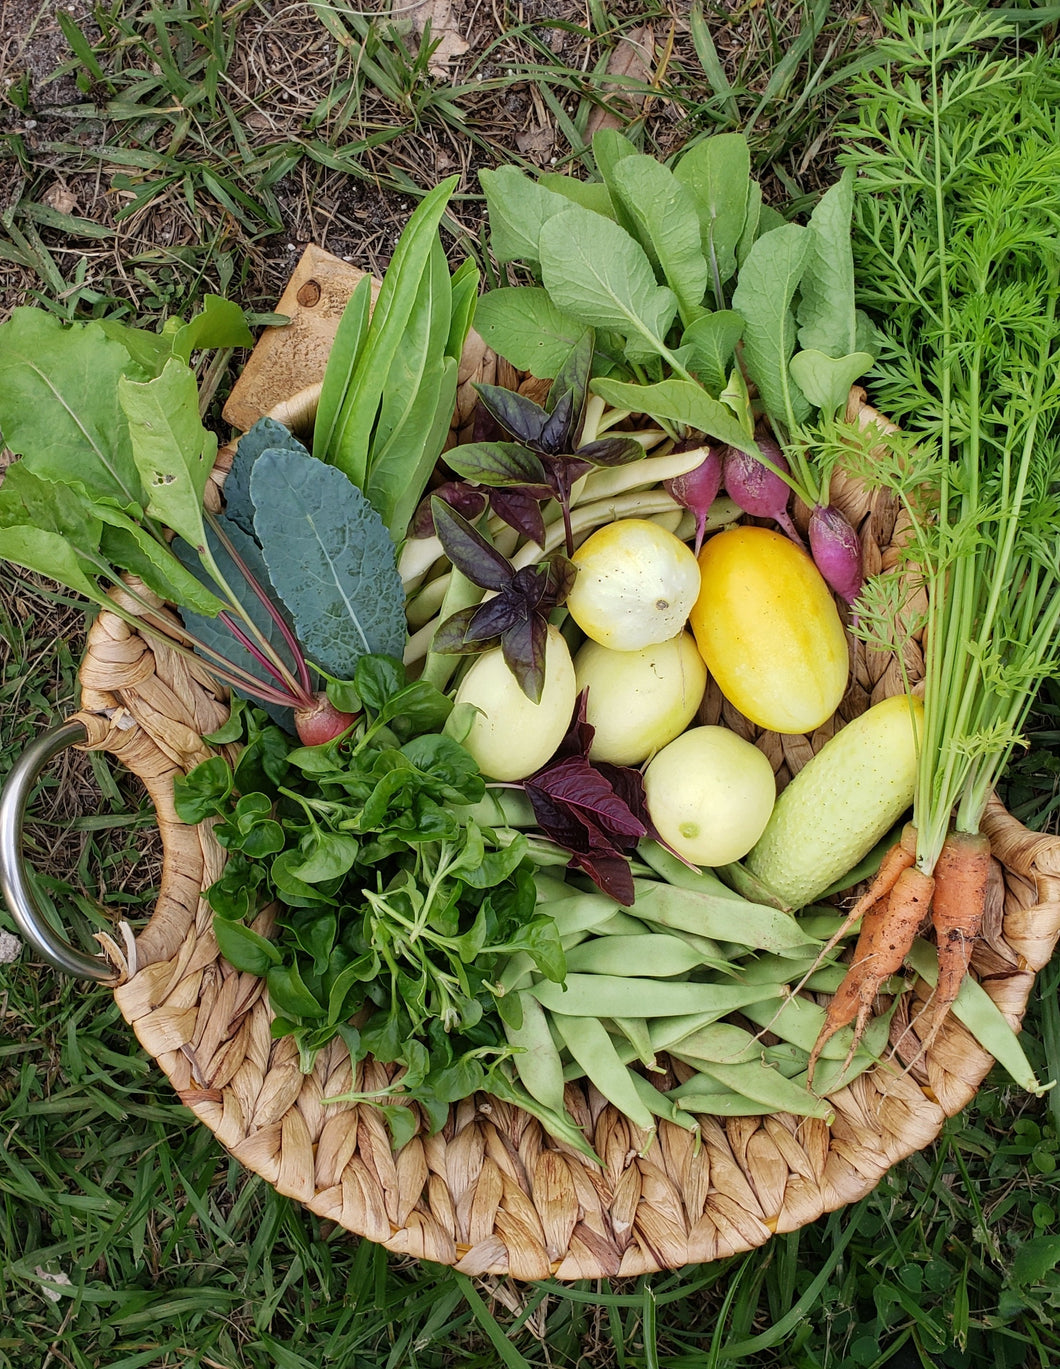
{"left": 66, "top": 270, "right": 1060, "bottom": 1279}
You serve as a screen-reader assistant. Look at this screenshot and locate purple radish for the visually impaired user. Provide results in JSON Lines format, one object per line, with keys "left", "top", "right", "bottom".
{"left": 808, "top": 504, "right": 864, "bottom": 605}
{"left": 665, "top": 448, "right": 724, "bottom": 554}
{"left": 722, "top": 434, "right": 804, "bottom": 546}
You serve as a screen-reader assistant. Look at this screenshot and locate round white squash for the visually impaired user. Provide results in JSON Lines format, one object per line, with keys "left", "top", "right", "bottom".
{"left": 453, "top": 626, "right": 577, "bottom": 781}
{"left": 643, "top": 726, "right": 776, "bottom": 866}
{"left": 574, "top": 632, "right": 707, "bottom": 765}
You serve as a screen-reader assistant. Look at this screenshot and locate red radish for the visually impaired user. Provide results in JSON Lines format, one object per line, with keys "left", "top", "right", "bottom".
{"left": 293, "top": 692, "right": 359, "bottom": 746}
{"left": 808, "top": 504, "right": 864, "bottom": 605}
{"left": 665, "top": 448, "right": 724, "bottom": 554}
{"left": 722, "top": 434, "right": 804, "bottom": 546}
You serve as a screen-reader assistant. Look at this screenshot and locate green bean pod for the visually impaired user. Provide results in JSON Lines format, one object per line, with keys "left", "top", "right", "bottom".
{"left": 629, "top": 879, "right": 815, "bottom": 956}
{"left": 676, "top": 1059, "right": 835, "bottom": 1120}
{"left": 564, "top": 933, "right": 723, "bottom": 978}
{"left": 626, "top": 1069, "right": 701, "bottom": 1135}
{"left": 503, "top": 990, "right": 567, "bottom": 1115}
{"left": 552, "top": 1014, "right": 656, "bottom": 1136}
{"left": 532, "top": 973, "right": 781, "bottom": 1020}
{"left": 607, "top": 1016, "right": 658, "bottom": 1071}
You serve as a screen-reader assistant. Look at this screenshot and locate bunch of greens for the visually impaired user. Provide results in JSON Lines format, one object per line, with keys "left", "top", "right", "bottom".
{"left": 311, "top": 176, "right": 479, "bottom": 542}
{"left": 174, "top": 655, "right": 566, "bottom": 1142}
{"left": 840, "top": 0, "right": 1060, "bottom": 874}
{"left": 473, "top": 132, "right": 876, "bottom": 539}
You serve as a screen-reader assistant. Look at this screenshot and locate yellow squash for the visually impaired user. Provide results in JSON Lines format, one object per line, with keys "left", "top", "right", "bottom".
{"left": 689, "top": 526, "right": 848, "bottom": 735}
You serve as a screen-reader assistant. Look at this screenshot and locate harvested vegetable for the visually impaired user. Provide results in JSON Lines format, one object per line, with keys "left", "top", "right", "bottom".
{"left": 573, "top": 632, "right": 706, "bottom": 765}
{"left": 690, "top": 526, "right": 848, "bottom": 734}
{"left": 566, "top": 518, "right": 701, "bottom": 651}
{"left": 642, "top": 725, "right": 776, "bottom": 866}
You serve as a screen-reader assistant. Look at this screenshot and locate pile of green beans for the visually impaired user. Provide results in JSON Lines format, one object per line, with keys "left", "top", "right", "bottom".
{"left": 498, "top": 847, "right": 1046, "bottom": 1150}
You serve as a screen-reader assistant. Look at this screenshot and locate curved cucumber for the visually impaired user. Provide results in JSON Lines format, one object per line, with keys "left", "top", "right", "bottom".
{"left": 744, "top": 694, "right": 923, "bottom": 908}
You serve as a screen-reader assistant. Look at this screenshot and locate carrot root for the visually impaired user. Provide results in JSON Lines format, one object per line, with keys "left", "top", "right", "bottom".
{"left": 808, "top": 862, "right": 935, "bottom": 1088}
{"left": 915, "top": 830, "right": 991, "bottom": 1052}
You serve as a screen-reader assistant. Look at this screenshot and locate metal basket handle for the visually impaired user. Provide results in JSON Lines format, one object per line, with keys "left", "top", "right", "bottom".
{"left": 0, "top": 720, "right": 114, "bottom": 981}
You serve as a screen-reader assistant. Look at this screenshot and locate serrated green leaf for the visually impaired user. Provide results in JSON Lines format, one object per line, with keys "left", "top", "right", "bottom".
{"left": 0, "top": 309, "right": 145, "bottom": 508}
{"left": 538, "top": 208, "right": 677, "bottom": 358}
{"left": 250, "top": 446, "right": 406, "bottom": 679}
{"left": 589, "top": 377, "right": 760, "bottom": 455}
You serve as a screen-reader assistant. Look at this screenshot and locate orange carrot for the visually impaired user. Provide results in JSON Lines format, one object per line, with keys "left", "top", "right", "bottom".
{"left": 916, "top": 829, "right": 991, "bottom": 1049}
{"left": 808, "top": 862, "right": 935, "bottom": 1086}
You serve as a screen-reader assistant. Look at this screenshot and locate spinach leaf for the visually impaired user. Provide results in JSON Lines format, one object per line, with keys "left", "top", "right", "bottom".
{"left": 169, "top": 293, "right": 254, "bottom": 364}
{"left": 730, "top": 223, "right": 813, "bottom": 431}
{"left": 250, "top": 446, "right": 406, "bottom": 679}
{"left": 610, "top": 155, "right": 710, "bottom": 327}
{"left": 0, "top": 309, "right": 145, "bottom": 509}
{"left": 538, "top": 208, "right": 677, "bottom": 360}
{"left": 471, "top": 288, "right": 586, "bottom": 378}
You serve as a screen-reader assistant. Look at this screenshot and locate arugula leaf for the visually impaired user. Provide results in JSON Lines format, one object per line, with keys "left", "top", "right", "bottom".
{"left": 471, "top": 288, "right": 586, "bottom": 378}
{"left": 730, "top": 223, "right": 813, "bottom": 431}
{"left": 250, "top": 446, "right": 406, "bottom": 679}
{"left": 118, "top": 358, "right": 218, "bottom": 552}
{"left": 538, "top": 208, "right": 678, "bottom": 359}
{"left": 590, "top": 376, "right": 761, "bottom": 456}
{"left": 0, "top": 309, "right": 145, "bottom": 509}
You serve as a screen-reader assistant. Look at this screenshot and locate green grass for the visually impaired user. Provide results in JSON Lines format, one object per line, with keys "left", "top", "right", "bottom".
{"left": 4, "top": 1, "right": 1060, "bottom": 1364}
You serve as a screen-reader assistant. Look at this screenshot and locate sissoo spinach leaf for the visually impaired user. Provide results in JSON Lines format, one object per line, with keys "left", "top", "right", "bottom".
{"left": 610, "top": 155, "right": 710, "bottom": 327}
{"left": 730, "top": 223, "right": 813, "bottom": 431}
{"left": 471, "top": 288, "right": 586, "bottom": 378}
{"left": 118, "top": 358, "right": 218, "bottom": 553}
{"left": 250, "top": 446, "right": 406, "bottom": 679}
{"left": 538, "top": 208, "right": 678, "bottom": 360}
{"left": 0, "top": 309, "right": 146, "bottom": 510}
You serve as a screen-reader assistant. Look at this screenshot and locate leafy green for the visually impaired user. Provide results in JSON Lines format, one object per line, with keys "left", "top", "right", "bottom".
{"left": 609, "top": 155, "right": 709, "bottom": 326}
{"left": 590, "top": 377, "right": 760, "bottom": 456}
{"left": 471, "top": 288, "right": 586, "bottom": 378}
{"left": 730, "top": 223, "right": 813, "bottom": 430}
{"left": 673, "top": 133, "right": 753, "bottom": 302}
{"left": 797, "top": 168, "right": 861, "bottom": 358}
{"left": 680, "top": 310, "right": 745, "bottom": 394}
{"left": 249, "top": 446, "right": 406, "bottom": 679}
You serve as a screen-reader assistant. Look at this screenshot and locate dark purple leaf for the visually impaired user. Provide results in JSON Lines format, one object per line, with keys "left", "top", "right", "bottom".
{"left": 569, "top": 851, "right": 635, "bottom": 905}
{"left": 509, "top": 563, "right": 550, "bottom": 612}
{"left": 542, "top": 455, "right": 593, "bottom": 505}
{"left": 575, "top": 436, "right": 646, "bottom": 468}
{"left": 528, "top": 756, "right": 646, "bottom": 840}
{"left": 547, "top": 331, "right": 594, "bottom": 426}
{"left": 595, "top": 761, "right": 658, "bottom": 842}
{"left": 432, "top": 604, "right": 493, "bottom": 654}
{"left": 524, "top": 784, "right": 594, "bottom": 854}
{"left": 464, "top": 593, "right": 528, "bottom": 642}
{"left": 543, "top": 553, "right": 577, "bottom": 605}
{"left": 474, "top": 383, "right": 551, "bottom": 447}
{"left": 488, "top": 487, "right": 548, "bottom": 546}
{"left": 411, "top": 482, "right": 487, "bottom": 538}
{"left": 553, "top": 689, "right": 596, "bottom": 761}
{"left": 444, "top": 441, "right": 549, "bottom": 489}
{"left": 539, "top": 390, "right": 574, "bottom": 454}
{"left": 500, "top": 613, "right": 547, "bottom": 704}
{"left": 431, "top": 498, "right": 513, "bottom": 592}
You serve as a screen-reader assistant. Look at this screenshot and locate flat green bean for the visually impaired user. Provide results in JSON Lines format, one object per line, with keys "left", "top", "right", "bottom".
{"left": 504, "top": 990, "right": 567, "bottom": 1115}
{"left": 906, "top": 939, "right": 1050, "bottom": 1096}
{"left": 648, "top": 1009, "right": 755, "bottom": 1054}
{"left": 532, "top": 973, "right": 781, "bottom": 1020}
{"left": 740, "top": 993, "right": 893, "bottom": 1064}
{"left": 627, "top": 1068, "right": 701, "bottom": 1135}
{"left": 661, "top": 1021, "right": 761, "bottom": 1066}
{"left": 630, "top": 879, "right": 815, "bottom": 956}
{"left": 636, "top": 841, "right": 746, "bottom": 900}
{"left": 590, "top": 910, "right": 655, "bottom": 937}
{"left": 679, "top": 1059, "right": 834, "bottom": 1120}
{"left": 564, "top": 933, "right": 720, "bottom": 979}
{"left": 552, "top": 1013, "right": 656, "bottom": 1135}
{"left": 608, "top": 1017, "right": 658, "bottom": 1070}
{"left": 671, "top": 1093, "right": 779, "bottom": 1117}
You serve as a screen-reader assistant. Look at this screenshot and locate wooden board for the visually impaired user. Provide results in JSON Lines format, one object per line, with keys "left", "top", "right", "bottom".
{"left": 222, "top": 245, "right": 379, "bottom": 435}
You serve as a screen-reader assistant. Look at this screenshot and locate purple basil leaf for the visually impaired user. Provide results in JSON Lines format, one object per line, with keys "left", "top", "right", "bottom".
{"left": 474, "top": 383, "right": 551, "bottom": 447}
{"left": 542, "top": 455, "right": 593, "bottom": 505}
{"left": 431, "top": 498, "right": 514, "bottom": 592}
{"left": 575, "top": 436, "right": 646, "bottom": 468}
{"left": 570, "top": 850, "right": 635, "bottom": 905}
{"left": 411, "top": 481, "right": 488, "bottom": 537}
{"left": 500, "top": 613, "right": 547, "bottom": 704}
{"left": 432, "top": 604, "right": 496, "bottom": 655}
{"left": 539, "top": 389, "right": 575, "bottom": 455}
{"left": 532, "top": 756, "right": 646, "bottom": 840}
{"left": 509, "top": 563, "right": 550, "bottom": 612}
{"left": 465, "top": 592, "right": 527, "bottom": 642}
{"left": 547, "top": 331, "right": 594, "bottom": 425}
{"left": 488, "top": 487, "right": 548, "bottom": 546}
{"left": 444, "top": 441, "right": 548, "bottom": 489}
{"left": 543, "top": 553, "right": 577, "bottom": 606}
